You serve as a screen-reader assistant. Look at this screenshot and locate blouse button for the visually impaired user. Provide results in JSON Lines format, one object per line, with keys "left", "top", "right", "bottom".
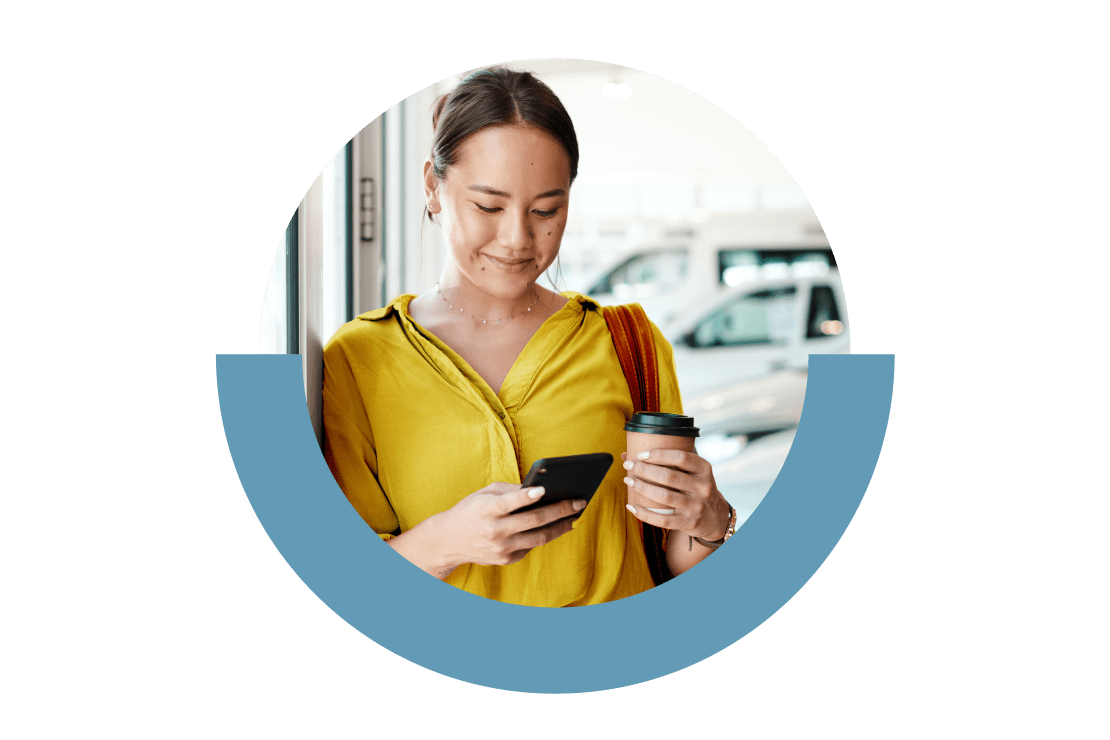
{"left": 498, "top": 411, "right": 505, "bottom": 419}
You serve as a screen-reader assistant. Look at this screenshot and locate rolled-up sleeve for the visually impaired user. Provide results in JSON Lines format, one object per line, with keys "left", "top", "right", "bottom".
{"left": 322, "top": 339, "right": 400, "bottom": 541}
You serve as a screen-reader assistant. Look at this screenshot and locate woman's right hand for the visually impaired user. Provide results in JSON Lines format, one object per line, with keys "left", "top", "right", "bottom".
{"left": 388, "top": 483, "right": 585, "bottom": 579}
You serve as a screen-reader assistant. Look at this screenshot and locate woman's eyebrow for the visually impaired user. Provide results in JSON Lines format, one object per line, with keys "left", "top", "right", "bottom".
{"left": 466, "top": 185, "right": 567, "bottom": 199}
{"left": 467, "top": 184, "right": 510, "bottom": 197}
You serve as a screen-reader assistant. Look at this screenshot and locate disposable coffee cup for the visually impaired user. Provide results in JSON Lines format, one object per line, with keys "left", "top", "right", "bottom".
{"left": 624, "top": 412, "right": 699, "bottom": 515}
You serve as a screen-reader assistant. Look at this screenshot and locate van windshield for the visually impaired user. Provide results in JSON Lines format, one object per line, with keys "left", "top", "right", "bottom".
{"left": 719, "top": 248, "right": 836, "bottom": 286}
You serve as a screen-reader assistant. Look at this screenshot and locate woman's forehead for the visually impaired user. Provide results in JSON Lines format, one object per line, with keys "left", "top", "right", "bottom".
{"left": 449, "top": 125, "right": 571, "bottom": 193}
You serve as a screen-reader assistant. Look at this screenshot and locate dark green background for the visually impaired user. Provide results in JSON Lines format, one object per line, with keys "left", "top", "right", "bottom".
{"left": 6, "top": 2, "right": 1101, "bottom": 736}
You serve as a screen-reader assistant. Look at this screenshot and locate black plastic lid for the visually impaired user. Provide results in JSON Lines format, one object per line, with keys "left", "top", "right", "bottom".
{"left": 624, "top": 412, "right": 700, "bottom": 437}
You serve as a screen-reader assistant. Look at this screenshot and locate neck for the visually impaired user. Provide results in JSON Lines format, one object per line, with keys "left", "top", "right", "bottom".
{"left": 437, "top": 268, "right": 546, "bottom": 321}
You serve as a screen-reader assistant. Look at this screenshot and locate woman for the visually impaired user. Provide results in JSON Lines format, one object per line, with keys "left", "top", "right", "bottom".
{"left": 323, "top": 67, "right": 733, "bottom": 606}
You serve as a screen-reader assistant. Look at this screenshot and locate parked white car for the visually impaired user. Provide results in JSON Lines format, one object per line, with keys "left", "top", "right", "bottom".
{"left": 578, "top": 208, "right": 833, "bottom": 330}
{"left": 668, "top": 274, "right": 849, "bottom": 436}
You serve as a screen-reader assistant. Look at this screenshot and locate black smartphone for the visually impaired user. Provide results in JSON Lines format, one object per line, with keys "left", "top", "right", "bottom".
{"left": 513, "top": 452, "right": 614, "bottom": 519}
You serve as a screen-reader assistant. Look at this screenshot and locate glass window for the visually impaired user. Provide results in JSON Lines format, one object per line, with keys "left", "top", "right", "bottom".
{"left": 718, "top": 248, "right": 835, "bottom": 285}
{"left": 760, "top": 258, "right": 789, "bottom": 280}
{"left": 321, "top": 149, "right": 351, "bottom": 343}
{"left": 691, "top": 287, "right": 797, "bottom": 347}
{"left": 806, "top": 285, "right": 843, "bottom": 338}
{"left": 790, "top": 251, "right": 831, "bottom": 278}
{"left": 259, "top": 235, "right": 289, "bottom": 354}
{"left": 589, "top": 248, "right": 688, "bottom": 294}
{"left": 719, "top": 249, "right": 760, "bottom": 286}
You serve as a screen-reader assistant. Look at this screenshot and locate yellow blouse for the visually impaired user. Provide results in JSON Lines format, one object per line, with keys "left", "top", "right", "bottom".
{"left": 321, "top": 291, "right": 684, "bottom": 606}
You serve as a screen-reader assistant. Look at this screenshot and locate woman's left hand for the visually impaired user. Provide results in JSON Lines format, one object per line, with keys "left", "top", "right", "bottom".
{"left": 621, "top": 449, "right": 731, "bottom": 541}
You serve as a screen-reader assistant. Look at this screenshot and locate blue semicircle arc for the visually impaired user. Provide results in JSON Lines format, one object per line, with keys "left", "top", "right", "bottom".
{"left": 216, "top": 353, "right": 894, "bottom": 693}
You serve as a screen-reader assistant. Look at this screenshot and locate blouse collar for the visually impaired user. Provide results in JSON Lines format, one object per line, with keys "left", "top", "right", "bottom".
{"left": 357, "top": 291, "right": 599, "bottom": 322}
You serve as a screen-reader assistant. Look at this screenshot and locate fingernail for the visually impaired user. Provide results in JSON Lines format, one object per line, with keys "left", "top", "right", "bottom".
{"left": 622, "top": 460, "right": 633, "bottom": 470}
{"left": 626, "top": 504, "right": 637, "bottom": 514}
{"left": 528, "top": 487, "right": 545, "bottom": 499}
{"left": 572, "top": 500, "right": 586, "bottom": 511}
{"left": 623, "top": 476, "right": 636, "bottom": 488}
{"left": 637, "top": 451, "right": 650, "bottom": 460}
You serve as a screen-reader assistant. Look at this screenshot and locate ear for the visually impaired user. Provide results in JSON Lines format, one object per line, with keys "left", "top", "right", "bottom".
{"left": 423, "top": 159, "right": 441, "bottom": 214}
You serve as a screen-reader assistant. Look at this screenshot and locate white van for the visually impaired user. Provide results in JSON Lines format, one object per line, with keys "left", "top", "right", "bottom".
{"left": 580, "top": 208, "right": 833, "bottom": 329}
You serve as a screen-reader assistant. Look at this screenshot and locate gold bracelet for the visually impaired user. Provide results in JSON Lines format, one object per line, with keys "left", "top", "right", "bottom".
{"left": 693, "top": 504, "right": 736, "bottom": 550}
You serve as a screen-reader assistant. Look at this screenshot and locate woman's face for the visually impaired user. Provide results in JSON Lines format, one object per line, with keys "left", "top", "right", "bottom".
{"left": 425, "top": 125, "right": 571, "bottom": 299}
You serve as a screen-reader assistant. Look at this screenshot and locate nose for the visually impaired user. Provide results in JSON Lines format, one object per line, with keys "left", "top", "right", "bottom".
{"left": 497, "top": 208, "right": 532, "bottom": 253}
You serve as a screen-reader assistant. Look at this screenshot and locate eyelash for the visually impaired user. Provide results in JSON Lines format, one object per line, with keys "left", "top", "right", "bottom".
{"left": 475, "top": 204, "right": 559, "bottom": 218}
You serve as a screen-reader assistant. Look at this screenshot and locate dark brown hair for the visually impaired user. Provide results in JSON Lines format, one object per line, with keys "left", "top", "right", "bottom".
{"left": 427, "top": 67, "right": 578, "bottom": 221}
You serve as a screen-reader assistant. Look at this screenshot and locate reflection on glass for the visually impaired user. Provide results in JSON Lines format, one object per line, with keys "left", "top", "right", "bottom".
{"left": 259, "top": 237, "right": 288, "bottom": 353}
{"left": 790, "top": 254, "right": 830, "bottom": 278}
{"left": 760, "top": 260, "right": 789, "bottom": 280}
{"left": 719, "top": 249, "right": 833, "bottom": 285}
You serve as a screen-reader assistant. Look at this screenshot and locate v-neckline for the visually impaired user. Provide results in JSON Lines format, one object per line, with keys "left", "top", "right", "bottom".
{"left": 399, "top": 292, "right": 581, "bottom": 407}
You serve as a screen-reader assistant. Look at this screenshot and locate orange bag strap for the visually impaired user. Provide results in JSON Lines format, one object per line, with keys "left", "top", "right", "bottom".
{"left": 601, "top": 303, "right": 671, "bottom": 585}
{"left": 601, "top": 304, "right": 660, "bottom": 413}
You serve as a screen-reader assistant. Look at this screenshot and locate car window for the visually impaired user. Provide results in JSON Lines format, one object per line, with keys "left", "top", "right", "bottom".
{"left": 589, "top": 248, "right": 688, "bottom": 294}
{"left": 718, "top": 248, "right": 836, "bottom": 286}
{"left": 692, "top": 287, "right": 797, "bottom": 347}
{"left": 806, "top": 285, "right": 844, "bottom": 338}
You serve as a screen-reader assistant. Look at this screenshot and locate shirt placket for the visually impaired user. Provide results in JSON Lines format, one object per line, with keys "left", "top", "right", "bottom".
{"left": 400, "top": 313, "right": 524, "bottom": 483}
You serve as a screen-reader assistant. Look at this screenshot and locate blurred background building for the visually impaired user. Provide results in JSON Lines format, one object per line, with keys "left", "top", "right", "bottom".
{"left": 261, "top": 59, "right": 850, "bottom": 527}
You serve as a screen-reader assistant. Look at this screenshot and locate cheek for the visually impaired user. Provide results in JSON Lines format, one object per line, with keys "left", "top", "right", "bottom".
{"left": 540, "top": 220, "right": 565, "bottom": 250}
{"left": 536, "top": 224, "right": 564, "bottom": 266}
{"left": 443, "top": 210, "right": 494, "bottom": 253}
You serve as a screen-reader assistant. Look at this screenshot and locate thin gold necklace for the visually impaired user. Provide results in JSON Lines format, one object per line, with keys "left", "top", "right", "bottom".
{"left": 436, "top": 284, "right": 540, "bottom": 324}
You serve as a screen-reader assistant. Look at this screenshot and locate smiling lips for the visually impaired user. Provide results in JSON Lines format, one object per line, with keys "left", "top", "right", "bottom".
{"left": 484, "top": 254, "right": 534, "bottom": 274}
